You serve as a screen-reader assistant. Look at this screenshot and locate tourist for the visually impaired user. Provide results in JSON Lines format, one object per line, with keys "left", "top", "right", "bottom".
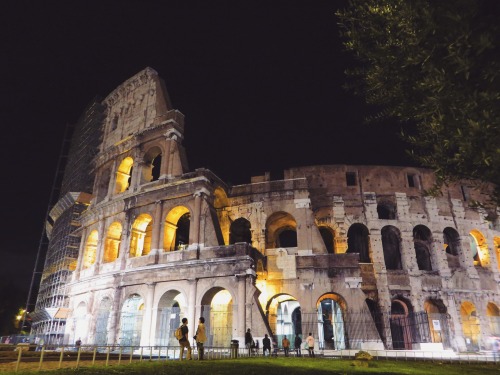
{"left": 179, "top": 318, "right": 192, "bottom": 360}
{"left": 194, "top": 317, "right": 207, "bottom": 360}
{"left": 306, "top": 333, "right": 315, "bottom": 358}
{"left": 294, "top": 335, "right": 302, "bottom": 357}
{"left": 282, "top": 335, "right": 290, "bottom": 357}
{"left": 263, "top": 334, "right": 271, "bottom": 356}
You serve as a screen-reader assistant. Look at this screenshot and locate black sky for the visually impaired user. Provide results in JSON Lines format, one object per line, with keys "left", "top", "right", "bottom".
{"left": 0, "top": 0, "right": 412, "bottom": 317}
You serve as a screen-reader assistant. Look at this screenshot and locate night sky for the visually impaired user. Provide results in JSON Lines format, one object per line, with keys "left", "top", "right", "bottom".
{"left": 0, "top": 0, "right": 412, "bottom": 329}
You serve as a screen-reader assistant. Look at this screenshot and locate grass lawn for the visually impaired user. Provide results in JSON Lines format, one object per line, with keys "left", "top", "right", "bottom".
{"left": 5, "top": 357, "right": 500, "bottom": 375}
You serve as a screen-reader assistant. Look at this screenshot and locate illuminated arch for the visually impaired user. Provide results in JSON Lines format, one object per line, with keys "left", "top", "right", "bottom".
{"left": 267, "top": 293, "right": 301, "bottom": 348}
{"left": 469, "top": 229, "right": 489, "bottom": 267}
{"left": 265, "top": 212, "right": 297, "bottom": 249}
{"left": 95, "top": 298, "right": 112, "bottom": 346}
{"left": 317, "top": 293, "right": 347, "bottom": 350}
{"left": 141, "top": 146, "right": 162, "bottom": 183}
{"left": 390, "top": 297, "right": 414, "bottom": 350}
{"left": 200, "top": 288, "right": 234, "bottom": 347}
{"left": 130, "top": 214, "right": 153, "bottom": 257}
{"left": 486, "top": 302, "right": 500, "bottom": 336}
{"left": 424, "top": 299, "right": 448, "bottom": 344}
{"left": 103, "top": 222, "right": 122, "bottom": 263}
{"left": 318, "top": 226, "right": 335, "bottom": 254}
{"left": 83, "top": 230, "right": 98, "bottom": 269}
{"left": 73, "top": 301, "right": 88, "bottom": 344}
{"left": 119, "top": 294, "right": 144, "bottom": 347}
{"left": 460, "top": 301, "right": 480, "bottom": 350}
{"left": 494, "top": 237, "right": 500, "bottom": 271}
{"left": 213, "top": 187, "right": 229, "bottom": 209}
{"left": 114, "top": 156, "right": 134, "bottom": 194}
{"left": 164, "top": 206, "right": 191, "bottom": 251}
{"left": 155, "top": 290, "right": 186, "bottom": 346}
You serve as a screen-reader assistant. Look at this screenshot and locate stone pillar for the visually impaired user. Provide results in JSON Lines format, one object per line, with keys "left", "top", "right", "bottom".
{"left": 446, "top": 293, "right": 466, "bottom": 352}
{"left": 431, "top": 232, "right": 451, "bottom": 277}
{"left": 400, "top": 231, "right": 417, "bottom": 272}
{"left": 237, "top": 274, "right": 246, "bottom": 336}
{"left": 295, "top": 198, "right": 312, "bottom": 251}
{"left": 151, "top": 201, "right": 163, "bottom": 253}
{"left": 119, "top": 211, "right": 132, "bottom": 270}
{"left": 107, "top": 287, "right": 123, "bottom": 346}
{"left": 159, "top": 138, "right": 172, "bottom": 179}
{"left": 189, "top": 191, "right": 203, "bottom": 248}
{"left": 140, "top": 283, "right": 156, "bottom": 346}
{"left": 188, "top": 279, "right": 197, "bottom": 335}
{"left": 94, "top": 218, "right": 106, "bottom": 273}
{"left": 458, "top": 235, "right": 480, "bottom": 282}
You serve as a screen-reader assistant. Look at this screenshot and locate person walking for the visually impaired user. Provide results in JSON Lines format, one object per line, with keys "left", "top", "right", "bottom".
{"left": 282, "top": 335, "right": 290, "bottom": 357}
{"left": 245, "top": 328, "right": 253, "bottom": 356}
{"left": 262, "top": 334, "right": 271, "bottom": 356}
{"left": 306, "top": 332, "right": 315, "bottom": 358}
{"left": 195, "top": 317, "right": 207, "bottom": 360}
{"left": 294, "top": 335, "right": 302, "bottom": 357}
{"left": 178, "top": 318, "right": 192, "bottom": 360}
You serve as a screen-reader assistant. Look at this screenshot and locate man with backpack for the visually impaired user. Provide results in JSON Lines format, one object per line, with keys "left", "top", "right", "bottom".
{"left": 177, "top": 318, "right": 192, "bottom": 360}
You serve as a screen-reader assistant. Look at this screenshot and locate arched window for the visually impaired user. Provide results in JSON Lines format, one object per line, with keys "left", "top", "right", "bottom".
{"left": 83, "top": 230, "right": 98, "bottom": 269}
{"left": 319, "top": 227, "right": 335, "bottom": 254}
{"left": 377, "top": 201, "right": 396, "bottom": 220}
{"left": 164, "top": 206, "right": 191, "bottom": 251}
{"left": 142, "top": 147, "right": 162, "bottom": 183}
{"left": 265, "top": 212, "right": 297, "bottom": 249}
{"left": 470, "top": 230, "right": 489, "bottom": 267}
{"left": 229, "top": 218, "right": 252, "bottom": 244}
{"left": 130, "top": 214, "right": 153, "bottom": 257}
{"left": 381, "top": 225, "right": 402, "bottom": 270}
{"left": 103, "top": 222, "right": 122, "bottom": 263}
{"left": 115, "top": 157, "right": 134, "bottom": 193}
{"left": 413, "top": 225, "right": 432, "bottom": 271}
{"left": 346, "top": 223, "right": 371, "bottom": 263}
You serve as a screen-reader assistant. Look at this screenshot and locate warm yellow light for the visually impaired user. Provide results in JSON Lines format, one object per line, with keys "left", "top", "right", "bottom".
{"left": 16, "top": 315, "right": 22, "bottom": 320}
{"left": 212, "top": 290, "right": 232, "bottom": 305}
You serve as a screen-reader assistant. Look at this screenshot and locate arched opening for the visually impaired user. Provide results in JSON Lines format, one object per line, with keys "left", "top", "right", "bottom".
{"left": 142, "top": 147, "right": 162, "bottom": 183}
{"left": 265, "top": 212, "right": 297, "bottom": 249}
{"left": 413, "top": 225, "right": 432, "bottom": 271}
{"left": 155, "top": 290, "right": 186, "bottom": 346}
{"left": 83, "top": 230, "right": 98, "bottom": 269}
{"left": 346, "top": 223, "right": 371, "bottom": 263}
{"left": 377, "top": 201, "right": 396, "bottom": 220}
{"left": 381, "top": 226, "right": 402, "bottom": 270}
{"left": 229, "top": 218, "right": 252, "bottom": 244}
{"left": 267, "top": 294, "right": 302, "bottom": 349}
{"left": 424, "top": 299, "right": 450, "bottom": 346}
{"left": 200, "top": 288, "right": 233, "bottom": 347}
{"left": 470, "top": 230, "right": 489, "bottom": 267}
{"left": 486, "top": 302, "right": 500, "bottom": 336}
{"left": 443, "top": 227, "right": 461, "bottom": 269}
{"left": 119, "top": 294, "right": 144, "bottom": 347}
{"left": 460, "top": 301, "right": 480, "bottom": 351}
{"left": 164, "top": 206, "right": 191, "bottom": 251}
{"left": 317, "top": 294, "right": 347, "bottom": 350}
{"left": 103, "top": 222, "right": 122, "bottom": 263}
{"left": 114, "top": 157, "right": 134, "bottom": 194}
{"left": 130, "top": 214, "right": 153, "bottom": 257}
{"left": 390, "top": 298, "right": 414, "bottom": 350}
{"left": 95, "top": 298, "right": 112, "bottom": 346}
{"left": 73, "top": 302, "right": 88, "bottom": 345}
{"left": 95, "top": 168, "right": 111, "bottom": 203}
{"left": 319, "top": 226, "right": 335, "bottom": 254}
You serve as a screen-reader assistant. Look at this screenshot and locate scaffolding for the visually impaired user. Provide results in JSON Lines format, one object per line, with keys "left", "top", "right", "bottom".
{"left": 28, "top": 98, "right": 104, "bottom": 344}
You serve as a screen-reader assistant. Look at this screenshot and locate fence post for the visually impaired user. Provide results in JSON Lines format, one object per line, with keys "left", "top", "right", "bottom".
{"left": 58, "top": 346, "right": 65, "bottom": 369}
{"left": 92, "top": 346, "right": 97, "bottom": 366}
{"left": 140, "top": 346, "right": 143, "bottom": 362}
{"left": 76, "top": 346, "right": 82, "bottom": 369}
{"left": 106, "top": 346, "right": 110, "bottom": 367}
{"left": 118, "top": 346, "right": 123, "bottom": 365}
{"left": 38, "top": 345, "right": 45, "bottom": 371}
{"left": 129, "top": 346, "right": 133, "bottom": 363}
{"left": 15, "top": 347, "right": 23, "bottom": 373}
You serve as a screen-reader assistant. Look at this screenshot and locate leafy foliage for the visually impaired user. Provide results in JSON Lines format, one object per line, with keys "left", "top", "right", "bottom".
{"left": 337, "top": 0, "right": 500, "bottom": 203}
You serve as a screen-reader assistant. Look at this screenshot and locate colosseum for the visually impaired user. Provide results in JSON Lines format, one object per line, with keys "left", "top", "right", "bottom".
{"left": 31, "top": 67, "right": 500, "bottom": 353}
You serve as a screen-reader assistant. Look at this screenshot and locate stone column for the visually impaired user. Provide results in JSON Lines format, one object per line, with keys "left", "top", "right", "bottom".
{"left": 151, "top": 201, "right": 163, "bottom": 254}
{"left": 119, "top": 211, "right": 132, "bottom": 270}
{"left": 431, "top": 232, "right": 451, "bottom": 277}
{"left": 237, "top": 274, "right": 246, "bottom": 336}
{"left": 188, "top": 279, "right": 197, "bottom": 335}
{"left": 446, "top": 292, "right": 466, "bottom": 352}
{"left": 294, "top": 198, "right": 312, "bottom": 251}
{"left": 458, "top": 235, "right": 480, "bottom": 283}
{"left": 189, "top": 191, "right": 203, "bottom": 249}
{"left": 94, "top": 218, "right": 106, "bottom": 273}
{"left": 107, "top": 287, "right": 123, "bottom": 346}
{"left": 140, "top": 283, "right": 156, "bottom": 346}
{"left": 159, "top": 138, "right": 171, "bottom": 179}
{"left": 400, "top": 231, "right": 417, "bottom": 272}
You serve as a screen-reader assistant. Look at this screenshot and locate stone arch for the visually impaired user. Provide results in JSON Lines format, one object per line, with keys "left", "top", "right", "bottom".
{"left": 486, "top": 302, "right": 500, "bottom": 336}
{"left": 266, "top": 293, "right": 302, "bottom": 348}
{"left": 443, "top": 227, "right": 461, "bottom": 269}
{"left": 377, "top": 200, "right": 396, "bottom": 220}
{"left": 141, "top": 146, "right": 162, "bottom": 183}
{"left": 103, "top": 222, "right": 122, "bottom": 263}
{"left": 229, "top": 217, "right": 252, "bottom": 245}
{"left": 390, "top": 297, "right": 414, "bottom": 350}
{"left": 381, "top": 225, "right": 402, "bottom": 270}
{"left": 95, "top": 297, "right": 112, "bottom": 346}
{"left": 73, "top": 301, "right": 88, "bottom": 345}
{"left": 317, "top": 293, "right": 347, "bottom": 350}
{"left": 213, "top": 187, "right": 229, "bottom": 209}
{"left": 155, "top": 290, "right": 187, "bottom": 346}
{"left": 119, "top": 294, "right": 144, "bottom": 347}
{"left": 200, "top": 287, "right": 234, "bottom": 347}
{"left": 469, "top": 229, "right": 489, "bottom": 267}
{"left": 83, "top": 230, "right": 98, "bottom": 269}
{"left": 265, "top": 212, "right": 297, "bottom": 249}
{"left": 460, "top": 300, "right": 480, "bottom": 351}
{"left": 346, "top": 223, "right": 371, "bottom": 263}
{"left": 164, "top": 206, "right": 191, "bottom": 251}
{"left": 318, "top": 226, "right": 335, "bottom": 254}
{"left": 114, "top": 156, "right": 134, "bottom": 194}
{"left": 413, "top": 225, "right": 433, "bottom": 271}
{"left": 130, "top": 214, "right": 153, "bottom": 257}
{"left": 95, "top": 168, "right": 111, "bottom": 203}
{"left": 424, "top": 299, "right": 449, "bottom": 345}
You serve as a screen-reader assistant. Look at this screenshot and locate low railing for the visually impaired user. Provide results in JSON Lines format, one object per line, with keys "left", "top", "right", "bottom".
{"left": 1, "top": 344, "right": 499, "bottom": 373}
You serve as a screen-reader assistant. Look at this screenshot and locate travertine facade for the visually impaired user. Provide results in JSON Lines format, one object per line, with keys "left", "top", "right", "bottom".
{"left": 41, "top": 68, "right": 500, "bottom": 352}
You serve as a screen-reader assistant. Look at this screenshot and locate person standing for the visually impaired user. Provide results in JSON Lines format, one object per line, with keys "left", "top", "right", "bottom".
{"left": 75, "top": 338, "right": 82, "bottom": 351}
{"left": 262, "top": 334, "right": 271, "bottom": 356}
{"left": 282, "top": 335, "right": 290, "bottom": 357}
{"left": 245, "top": 328, "right": 253, "bottom": 355}
{"left": 294, "top": 335, "right": 302, "bottom": 357}
{"left": 306, "top": 333, "right": 315, "bottom": 358}
{"left": 195, "top": 317, "right": 207, "bottom": 360}
{"left": 179, "top": 318, "right": 192, "bottom": 360}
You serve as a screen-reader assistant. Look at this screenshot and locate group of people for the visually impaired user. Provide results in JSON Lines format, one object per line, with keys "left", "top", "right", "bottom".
{"left": 176, "top": 317, "right": 207, "bottom": 360}
{"left": 246, "top": 328, "right": 316, "bottom": 358}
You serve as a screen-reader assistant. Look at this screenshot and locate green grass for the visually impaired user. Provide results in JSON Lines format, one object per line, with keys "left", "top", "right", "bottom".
{"left": 6, "top": 357, "right": 500, "bottom": 375}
